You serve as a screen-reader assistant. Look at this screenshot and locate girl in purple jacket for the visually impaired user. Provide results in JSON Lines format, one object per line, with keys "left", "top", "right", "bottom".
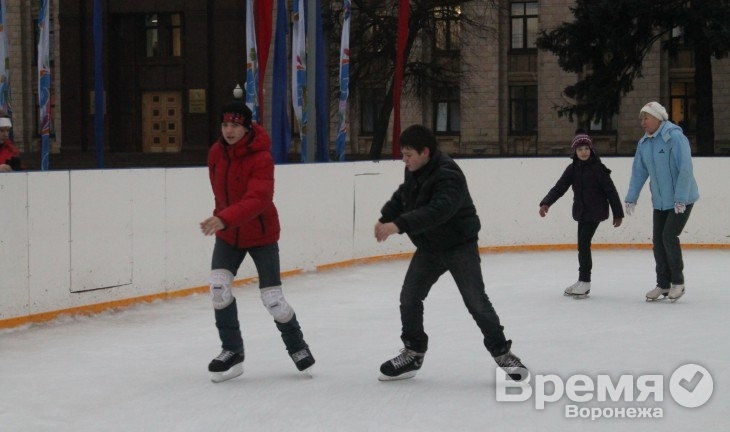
{"left": 539, "top": 130, "right": 624, "bottom": 299}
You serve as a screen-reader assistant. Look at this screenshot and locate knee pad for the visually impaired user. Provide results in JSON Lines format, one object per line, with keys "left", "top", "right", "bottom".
{"left": 210, "top": 269, "right": 234, "bottom": 310}
{"left": 260, "top": 286, "right": 294, "bottom": 323}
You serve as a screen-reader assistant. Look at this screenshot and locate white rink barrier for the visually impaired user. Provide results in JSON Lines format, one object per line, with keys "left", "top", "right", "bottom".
{"left": 1, "top": 157, "right": 728, "bottom": 327}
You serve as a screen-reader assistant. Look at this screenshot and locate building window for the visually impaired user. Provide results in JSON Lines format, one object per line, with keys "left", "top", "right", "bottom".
{"left": 670, "top": 81, "right": 696, "bottom": 132}
{"left": 434, "top": 6, "right": 461, "bottom": 54}
{"left": 434, "top": 87, "right": 460, "bottom": 133}
{"left": 510, "top": 2, "right": 538, "bottom": 51}
{"left": 142, "top": 13, "right": 183, "bottom": 58}
{"left": 360, "top": 88, "right": 385, "bottom": 135}
{"left": 509, "top": 85, "right": 537, "bottom": 134}
{"left": 589, "top": 115, "right": 614, "bottom": 133}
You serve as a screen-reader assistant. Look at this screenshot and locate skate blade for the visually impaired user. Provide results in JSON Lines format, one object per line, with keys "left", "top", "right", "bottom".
{"left": 646, "top": 295, "right": 669, "bottom": 302}
{"left": 300, "top": 366, "right": 314, "bottom": 378}
{"left": 505, "top": 369, "right": 531, "bottom": 383}
{"left": 378, "top": 371, "right": 417, "bottom": 382}
{"left": 210, "top": 363, "right": 243, "bottom": 383}
{"left": 572, "top": 291, "right": 590, "bottom": 299}
{"left": 563, "top": 291, "right": 575, "bottom": 297}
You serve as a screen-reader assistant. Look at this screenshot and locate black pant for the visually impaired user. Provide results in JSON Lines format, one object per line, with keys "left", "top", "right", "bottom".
{"left": 398, "top": 241, "right": 510, "bottom": 357}
{"left": 653, "top": 205, "right": 693, "bottom": 288}
{"left": 577, "top": 222, "right": 600, "bottom": 282}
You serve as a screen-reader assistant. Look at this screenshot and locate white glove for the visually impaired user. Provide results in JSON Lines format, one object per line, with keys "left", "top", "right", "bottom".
{"left": 674, "top": 202, "right": 686, "bottom": 214}
{"left": 625, "top": 202, "right": 635, "bottom": 216}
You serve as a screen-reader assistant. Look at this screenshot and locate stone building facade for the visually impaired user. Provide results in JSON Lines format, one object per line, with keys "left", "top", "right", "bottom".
{"left": 3, "top": 0, "right": 730, "bottom": 169}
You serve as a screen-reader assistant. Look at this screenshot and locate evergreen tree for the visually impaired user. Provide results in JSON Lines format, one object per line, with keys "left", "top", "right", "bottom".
{"left": 536, "top": 0, "right": 730, "bottom": 155}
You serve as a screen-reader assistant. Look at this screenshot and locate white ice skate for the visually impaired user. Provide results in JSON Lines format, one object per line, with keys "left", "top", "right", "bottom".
{"left": 564, "top": 281, "right": 581, "bottom": 296}
{"left": 572, "top": 282, "right": 590, "bottom": 299}
{"left": 668, "top": 284, "right": 685, "bottom": 302}
{"left": 645, "top": 286, "right": 670, "bottom": 302}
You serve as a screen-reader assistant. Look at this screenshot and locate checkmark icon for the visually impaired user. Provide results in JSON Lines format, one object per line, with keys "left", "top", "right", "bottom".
{"left": 670, "top": 364, "right": 713, "bottom": 408}
{"left": 679, "top": 371, "right": 703, "bottom": 393}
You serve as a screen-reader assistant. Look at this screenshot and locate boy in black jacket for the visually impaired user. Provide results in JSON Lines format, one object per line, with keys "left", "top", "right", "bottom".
{"left": 374, "top": 124, "right": 528, "bottom": 382}
{"left": 539, "top": 130, "right": 624, "bottom": 298}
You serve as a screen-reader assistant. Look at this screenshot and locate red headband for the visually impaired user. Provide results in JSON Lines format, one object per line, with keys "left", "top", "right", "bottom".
{"left": 223, "top": 112, "right": 247, "bottom": 125}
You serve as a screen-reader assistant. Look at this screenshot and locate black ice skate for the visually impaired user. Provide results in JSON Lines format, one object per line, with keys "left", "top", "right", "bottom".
{"left": 378, "top": 348, "right": 425, "bottom": 381}
{"left": 208, "top": 350, "right": 244, "bottom": 383}
{"left": 290, "top": 347, "right": 315, "bottom": 374}
{"left": 494, "top": 350, "right": 529, "bottom": 382}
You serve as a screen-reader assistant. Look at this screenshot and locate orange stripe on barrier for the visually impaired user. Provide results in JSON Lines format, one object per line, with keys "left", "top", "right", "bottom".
{"left": 2, "top": 243, "right": 727, "bottom": 330}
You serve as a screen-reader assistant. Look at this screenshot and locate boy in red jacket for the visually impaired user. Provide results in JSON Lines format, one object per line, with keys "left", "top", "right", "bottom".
{"left": 199, "top": 101, "right": 314, "bottom": 382}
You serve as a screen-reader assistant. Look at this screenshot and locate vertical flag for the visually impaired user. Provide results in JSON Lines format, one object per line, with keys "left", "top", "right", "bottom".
{"left": 291, "top": 0, "right": 307, "bottom": 161}
{"left": 271, "top": 0, "right": 291, "bottom": 163}
{"left": 304, "top": 0, "right": 316, "bottom": 162}
{"left": 0, "top": 0, "right": 11, "bottom": 116}
{"left": 245, "top": 0, "right": 259, "bottom": 122}
{"left": 314, "top": 0, "right": 329, "bottom": 162}
{"left": 38, "top": 0, "right": 51, "bottom": 170}
{"left": 254, "top": 0, "right": 273, "bottom": 123}
{"left": 93, "top": 0, "right": 104, "bottom": 167}
{"left": 335, "top": 0, "right": 350, "bottom": 161}
{"left": 392, "top": 0, "right": 409, "bottom": 158}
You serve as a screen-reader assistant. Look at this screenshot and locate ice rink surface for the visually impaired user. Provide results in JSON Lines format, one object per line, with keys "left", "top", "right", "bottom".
{"left": 1, "top": 249, "right": 728, "bottom": 432}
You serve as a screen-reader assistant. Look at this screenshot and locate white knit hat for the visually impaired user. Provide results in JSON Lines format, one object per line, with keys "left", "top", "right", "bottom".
{"left": 0, "top": 117, "right": 11, "bottom": 128}
{"left": 639, "top": 102, "right": 668, "bottom": 121}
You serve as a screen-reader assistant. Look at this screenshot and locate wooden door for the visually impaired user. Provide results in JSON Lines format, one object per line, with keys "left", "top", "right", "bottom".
{"left": 142, "top": 91, "right": 183, "bottom": 152}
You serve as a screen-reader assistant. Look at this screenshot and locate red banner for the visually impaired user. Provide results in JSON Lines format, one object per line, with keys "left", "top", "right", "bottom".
{"left": 392, "top": 0, "right": 409, "bottom": 158}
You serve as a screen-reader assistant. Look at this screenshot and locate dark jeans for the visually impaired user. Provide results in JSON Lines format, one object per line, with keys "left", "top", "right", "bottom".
{"left": 653, "top": 205, "right": 693, "bottom": 288}
{"left": 210, "top": 238, "right": 304, "bottom": 354}
{"left": 212, "top": 238, "right": 282, "bottom": 287}
{"left": 399, "top": 241, "right": 510, "bottom": 357}
{"left": 577, "top": 222, "right": 600, "bottom": 282}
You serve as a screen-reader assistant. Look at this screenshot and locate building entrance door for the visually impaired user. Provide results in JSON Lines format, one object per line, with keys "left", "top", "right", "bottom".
{"left": 142, "top": 91, "right": 182, "bottom": 152}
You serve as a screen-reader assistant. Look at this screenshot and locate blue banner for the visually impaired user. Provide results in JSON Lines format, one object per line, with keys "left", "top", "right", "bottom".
{"left": 245, "top": 0, "right": 260, "bottom": 122}
{"left": 335, "top": 1, "right": 350, "bottom": 161}
{"left": 0, "top": 0, "right": 11, "bottom": 116}
{"left": 292, "top": 0, "right": 307, "bottom": 161}
{"left": 271, "top": 0, "right": 291, "bottom": 163}
{"left": 37, "top": 0, "right": 51, "bottom": 170}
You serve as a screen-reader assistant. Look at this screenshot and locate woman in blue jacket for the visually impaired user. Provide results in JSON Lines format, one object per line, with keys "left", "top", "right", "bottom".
{"left": 625, "top": 102, "right": 699, "bottom": 302}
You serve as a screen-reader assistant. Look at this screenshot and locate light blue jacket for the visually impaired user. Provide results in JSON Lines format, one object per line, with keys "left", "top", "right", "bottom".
{"left": 625, "top": 121, "right": 699, "bottom": 210}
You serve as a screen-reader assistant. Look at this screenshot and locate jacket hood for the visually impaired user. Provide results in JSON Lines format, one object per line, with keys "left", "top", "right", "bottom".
{"left": 639, "top": 120, "right": 683, "bottom": 145}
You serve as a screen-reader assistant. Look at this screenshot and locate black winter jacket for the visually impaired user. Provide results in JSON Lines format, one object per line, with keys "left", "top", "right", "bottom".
{"left": 379, "top": 150, "right": 480, "bottom": 251}
{"left": 540, "top": 154, "right": 624, "bottom": 223}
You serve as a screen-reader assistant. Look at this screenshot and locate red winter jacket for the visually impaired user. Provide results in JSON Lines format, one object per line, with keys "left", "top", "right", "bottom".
{"left": 207, "top": 123, "right": 280, "bottom": 248}
{"left": 0, "top": 138, "right": 24, "bottom": 171}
